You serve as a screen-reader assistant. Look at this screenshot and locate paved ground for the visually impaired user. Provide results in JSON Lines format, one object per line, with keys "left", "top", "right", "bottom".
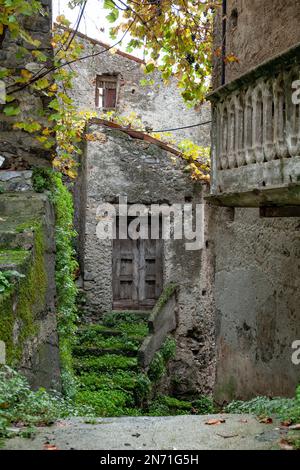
{"left": 3, "top": 414, "right": 287, "bottom": 450}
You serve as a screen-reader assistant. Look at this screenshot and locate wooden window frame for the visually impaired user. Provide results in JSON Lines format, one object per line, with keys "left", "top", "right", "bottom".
{"left": 95, "top": 74, "right": 119, "bottom": 110}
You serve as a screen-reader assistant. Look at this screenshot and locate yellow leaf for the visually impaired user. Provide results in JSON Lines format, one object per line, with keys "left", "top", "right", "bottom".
{"left": 20, "top": 69, "right": 32, "bottom": 80}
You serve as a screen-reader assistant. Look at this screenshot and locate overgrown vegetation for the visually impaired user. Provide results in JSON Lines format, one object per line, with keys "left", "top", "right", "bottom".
{"left": 225, "top": 388, "right": 300, "bottom": 424}
{"left": 32, "top": 168, "right": 79, "bottom": 398}
{"left": 0, "top": 270, "right": 24, "bottom": 294}
{"left": 0, "top": 366, "right": 93, "bottom": 443}
{"left": 0, "top": 223, "right": 47, "bottom": 365}
{"left": 72, "top": 311, "right": 211, "bottom": 417}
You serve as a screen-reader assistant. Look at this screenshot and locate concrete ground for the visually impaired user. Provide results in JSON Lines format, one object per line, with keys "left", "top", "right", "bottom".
{"left": 3, "top": 414, "right": 287, "bottom": 450}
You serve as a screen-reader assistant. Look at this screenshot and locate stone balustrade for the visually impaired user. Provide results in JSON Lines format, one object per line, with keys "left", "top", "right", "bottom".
{"left": 208, "top": 43, "right": 300, "bottom": 206}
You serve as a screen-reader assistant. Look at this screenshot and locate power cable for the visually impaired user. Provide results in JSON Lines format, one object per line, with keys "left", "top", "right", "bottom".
{"left": 150, "top": 120, "right": 211, "bottom": 133}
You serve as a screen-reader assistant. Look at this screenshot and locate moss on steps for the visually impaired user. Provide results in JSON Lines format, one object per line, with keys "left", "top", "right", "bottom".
{"left": 0, "top": 220, "right": 47, "bottom": 365}
{"left": 72, "top": 311, "right": 211, "bottom": 417}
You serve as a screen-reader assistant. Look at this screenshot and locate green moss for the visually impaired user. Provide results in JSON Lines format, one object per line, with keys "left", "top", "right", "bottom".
{"left": 150, "top": 283, "right": 177, "bottom": 320}
{"left": 15, "top": 220, "right": 39, "bottom": 233}
{"left": 118, "top": 322, "right": 148, "bottom": 339}
{"left": 78, "top": 371, "right": 138, "bottom": 392}
{"left": 148, "top": 351, "right": 166, "bottom": 382}
{"left": 50, "top": 173, "right": 78, "bottom": 398}
{"left": 160, "top": 337, "right": 176, "bottom": 363}
{"left": 75, "top": 390, "right": 135, "bottom": 417}
{"left": 74, "top": 355, "right": 138, "bottom": 372}
{"left": 0, "top": 222, "right": 46, "bottom": 365}
{"left": 102, "top": 311, "right": 147, "bottom": 327}
{"left": 0, "top": 249, "right": 29, "bottom": 266}
{"left": 0, "top": 293, "right": 14, "bottom": 361}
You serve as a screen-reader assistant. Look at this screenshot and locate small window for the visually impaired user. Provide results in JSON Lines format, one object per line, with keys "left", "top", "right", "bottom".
{"left": 95, "top": 75, "right": 118, "bottom": 109}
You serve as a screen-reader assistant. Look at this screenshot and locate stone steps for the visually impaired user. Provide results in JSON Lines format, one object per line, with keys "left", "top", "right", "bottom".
{"left": 73, "top": 311, "right": 150, "bottom": 415}
{"left": 73, "top": 346, "right": 138, "bottom": 357}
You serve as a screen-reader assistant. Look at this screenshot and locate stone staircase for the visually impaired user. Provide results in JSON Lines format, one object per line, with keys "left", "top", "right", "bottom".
{"left": 73, "top": 311, "right": 152, "bottom": 416}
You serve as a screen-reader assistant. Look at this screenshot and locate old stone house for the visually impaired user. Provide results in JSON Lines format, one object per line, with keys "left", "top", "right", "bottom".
{"left": 65, "top": 29, "right": 214, "bottom": 395}
{"left": 57, "top": 25, "right": 211, "bottom": 146}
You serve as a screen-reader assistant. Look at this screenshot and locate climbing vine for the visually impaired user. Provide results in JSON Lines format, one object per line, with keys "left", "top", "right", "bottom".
{"left": 104, "top": 0, "right": 218, "bottom": 105}
{"left": 101, "top": 110, "right": 210, "bottom": 181}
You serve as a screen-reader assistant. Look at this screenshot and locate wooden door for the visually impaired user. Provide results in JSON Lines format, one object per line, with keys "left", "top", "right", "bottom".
{"left": 112, "top": 235, "right": 163, "bottom": 310}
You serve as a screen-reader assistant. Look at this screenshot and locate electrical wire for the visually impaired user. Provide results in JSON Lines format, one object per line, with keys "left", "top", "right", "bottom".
{"left": 150, "top": 120, "right": 212, "bottom": 133}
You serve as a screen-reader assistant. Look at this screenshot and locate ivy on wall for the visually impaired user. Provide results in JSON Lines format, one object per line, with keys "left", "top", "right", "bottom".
{"left": 32, "top": 169, "right": 79, "bottom": 397}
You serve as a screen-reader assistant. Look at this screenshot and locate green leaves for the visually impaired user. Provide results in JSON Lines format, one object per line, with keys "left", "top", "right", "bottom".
{"left": 106, "top": 9, "right": 119, "bottom": 23}
{"left": 0, "top": 270, "right": 25, "bottom": 293}
{"left": 3, "top": 105, "right": 21, "bottom": 116}
{"left": 104, "top": 0, "right": 214, "bottom": 105}
{"left": 145, "top": 63, "right": 155, "bottom": 74}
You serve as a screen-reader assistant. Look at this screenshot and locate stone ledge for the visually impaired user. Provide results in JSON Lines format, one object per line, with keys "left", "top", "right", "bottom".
{"left": 206, "top": 184, "right": 300, "bottom": 208}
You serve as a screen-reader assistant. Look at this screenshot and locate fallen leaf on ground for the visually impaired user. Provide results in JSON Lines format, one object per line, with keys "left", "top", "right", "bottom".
{"left": 288, "top": 423, "right": 300, "bottom": 430}
{"left": 43, "top": 444, "right": 58, "bottom": 450}
{"left": 205, "top": 419, "right": 226, "bottom": 425}
{"left": 258, "top": 416, "right": 273, "bottom": 424}
{"left": 279, "top": 439, "right": 294, "bottom": 451}
{"left": 239, "top": 419, "right": 248, "bottom": 424}
{"left": 281, "top": 420, "right": 292, "bottom": 427}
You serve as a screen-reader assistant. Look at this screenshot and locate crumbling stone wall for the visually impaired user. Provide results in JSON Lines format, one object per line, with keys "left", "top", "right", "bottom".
{"left": 213, "top": 0, "right": 300, "bottom": 87}
{"left": 77, "top": 123, "right": 215, "bottom": 396}
{"left": 0, "top": 0, "right": 53, "bottom": 170}
{"left": 0, "top": 188, "right": 60, "bottom": 390}
{"left": 59, "top": 28, "right": 211, "bottom": 147}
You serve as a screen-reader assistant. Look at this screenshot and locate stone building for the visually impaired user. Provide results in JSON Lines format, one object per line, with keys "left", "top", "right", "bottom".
{"left": 57, "top": 26, "right": 211, "bottom": 147}
{"left": 208, "top": 0, "right": 300, "bottom": 401}
{"left": 67, "top": 28, "right": 214, "bottom": 395}
{"left": 75, "top": 120, "right": 215, "bottom": 396}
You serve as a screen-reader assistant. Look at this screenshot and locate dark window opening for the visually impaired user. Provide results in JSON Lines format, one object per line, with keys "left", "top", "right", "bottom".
{"left": 95, "top": 75, "right": 118, "bottom": 109}
{"left": 230, "top": 8, "right": 238, "bottom": 28}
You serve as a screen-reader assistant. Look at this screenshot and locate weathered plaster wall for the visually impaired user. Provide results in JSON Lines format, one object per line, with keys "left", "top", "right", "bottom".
{"left": 213, "top": 0, "right": 300, "bottom": 87}
{"left": 77, "top": 123, "right": 215, "bottom": 395}
{"left": 60, "top": 29, "right": 211, "bottom": 147}
{"left": 0, "top": 0, "right": 53, "bottom": 170}
{"left": 209, "top": 0, "right": 300, "bottom": 401}
{"left": 211, "top": 206, "right": 300, "bottom": 402}
{"left": 0, "top": 190, "right": 60, "bottom": 390}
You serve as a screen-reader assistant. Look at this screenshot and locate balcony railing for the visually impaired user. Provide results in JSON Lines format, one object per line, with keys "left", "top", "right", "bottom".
{"left": 207, "top": 43, "right": 300, "bottom": 207}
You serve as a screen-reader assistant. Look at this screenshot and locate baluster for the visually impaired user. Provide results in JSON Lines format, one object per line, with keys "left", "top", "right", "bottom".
{"left": 263, "top": 79, "right": 276, "bottom": 161}
{"left": 228, "top": 98, "right": 236, "bottom": 168}
{"left": 216, "top": 102, "right": 222, "bottom": 170}
{"left": 235, "top": 93, "right": 245, "bottom": 167}
{"left": 220, "top": 102, "right": 229, "bottom": 169}
{"left": 286, "top": 66, "right": 300, "bottom": 157}
{"left": 244, "top": 87, "right": 255, "bottom": 164}
{"left": 253, "top": 82, "right": 264, "bottom": 163}
{"left": 273, "top": 74, "right": 289, "bottom": 159}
